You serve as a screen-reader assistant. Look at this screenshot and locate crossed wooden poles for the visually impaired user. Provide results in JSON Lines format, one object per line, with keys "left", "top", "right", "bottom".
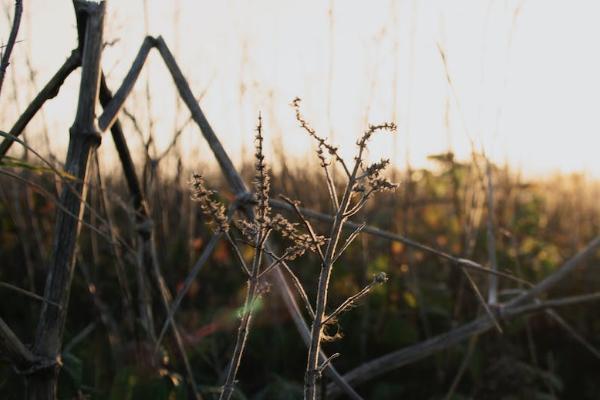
{"left": 1, "top": 1, "right": 600, "bottom": 399}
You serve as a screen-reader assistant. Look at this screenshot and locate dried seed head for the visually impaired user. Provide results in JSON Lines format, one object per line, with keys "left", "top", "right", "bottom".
{"left": 357, "top": 122, "right": 397, "bottom": 149}
{"left": 321, "top": 322, "right": 344, "bottom": 342}
{"left": 254, "top": 113, "right": 271, "bottom": 225}
{"left": 270, "top": 214, "right": 326, "bottom": 260}
{"left": 363, "top": 159, "right": 390, "bottom": 179}
{"left": 373, "top": 272, "right": 388, "bottom": 284}
{"left": 368, "top": 177, "right": 398, "bottom": 193}
{"left": 235, "top": 219, "right": 258, "bottom": 242}
{"left": 292, "top": 97, "right": 345, "bottom": 167}
{"left": 190, "top": 174, "right": 229, "bottom": 232}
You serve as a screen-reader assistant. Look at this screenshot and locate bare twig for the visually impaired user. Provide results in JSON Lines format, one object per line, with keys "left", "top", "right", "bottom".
{"left": 327, "top": 236, "right": 600, "bottom": 396}
{"left": 0, "top": 282, "right": 60, "bottom": 307}
{"left": 98, "top": 36, "right": 155, "bottom": 132}
{"left": 269, "top": 263, "right": 363, "bottom": 400}
{"left": 99, "top": 71, "right": 156, "bottom": 344}
{"left": 101, "top": 66, "right": 202, "bottom": 397}
{"left": 148, "top": 242, "right": 203, "bottom": 400}
{"left": 545, "top": 309, "right": 600, "bottom": 360}
{"left": 78, "top": 259, "right": 121, "bottom": 353}
{"left": 461, "top": 267, "right": 502, "bottom": 334}
{"left": 279, "top": 195, "right": 325, "bottom": 262}
{"left": 485, "top": 159, "right": 499, "bottom": 305}
{"left": 155, "top": 231, "right": 225, "bottom": 350}
{"left": 62, "top": 322, "right": 97, "bottom": 355}
{"left": 269, "top": 198, "right": 528, "bottom": 285}
{"left": 0, "top": 168, "right": 136, "bottom": 256}
{"left": 0, "top": 316, "right": 36, "bottom": 370}
{"left": 154, "top": 36, "right": 247, "bottom": 194}
{"left": 0, "top": 0, "right": 23, "bottom": 96}
{"left": 444, "top": 335, "right": 479, "bottom": 400}
{"left": 91, "top": 152, "right": 135, "bottom": 335}
{"left": 0, "top": 50, "right": 81, "bottom": 157}
{"left": 507, "top": 236, "right": 600, "bottom": 307}
{"left": 322, "top": 272, "right": 387, "bottom": 325}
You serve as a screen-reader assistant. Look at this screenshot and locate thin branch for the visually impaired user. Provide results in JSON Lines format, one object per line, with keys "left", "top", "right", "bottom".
{"left": 148, "top": 241, "right": 203, "bottom": 400}
{"left": 62, "top": 322, "right": 97, "bottom": 355}
{"left": 0, "top": 316, "right": 36, "bottom": 369}
{"left": 305, "top": 119, "right": 381, "bottom": 399}
{"left": 322, "top": 155, "right": 340, "bottom": 210}
{"left": 545, "top": 309, "right": 600, "bottom": 361}
{"left": 291, "top": 97, "right": 351, "bottom": 178}
{"left": 154, "top": 35, "right": 247, "bottom": 195}
{"left": 225, "top": 232, "right": 251, "bottom": 276}
{"left": 78, "top": 258, "right": 122, "bottom": 354}
{"left": 512, "top": 292, "right": 600, "bottom": 314}
{"left": 268, "top": 258, "right": 363, "bottom": 400}
{"left": 98, "top": 72, "right": 158, "bottom": 343}
{"left": 461, "top": 267, "right": 502, "bottom": 334}
{"left": 269, "top": 198, "right": 529, "bottom": 286}
{"left": 257, "top": 248, "right": 292, "bottom": 279}
{"left": 0, "top": 50, "right": 81, "bottom": 157}
{"left": 444, "top": 335, "right": 479, "bottom": 400}
{"left": 0, "top": 282, "right": 60, "bottom": 307}
{"left": 92, "top": 152, "right": 135, "bottom": 335}
{"left": 279, "top": 195, "right": 325, "bottom": 262}
{"left": 0, "top": 169, "right": 136, "bottom": 256}
{"left": 343, "top": 192, "right": 371, "bottom": 219}
{"left": 261, "top": 246, "right": 315, "bottom": 319}
{"left": 97, "top": 36, "right": 155, "bottom": 132}
{"left": 332, "top": 222, "right": 365, "bottom": 264}
{"left": 323, "top": 272, "right": 387, "bottom": 325}
{"left": 507, "top": 236, "right": 600, "bottom": 307}
{"left": 155, "top": 231, "right": 225, "bottom": 351}
{"left": 0, "top": 0, "right": 23, "bottom": 96}
{"left": 485, "top": 159, "right": 499, "bottom": 305}
{"left": 327, "top": 236, "right": 600, "bottom": 396}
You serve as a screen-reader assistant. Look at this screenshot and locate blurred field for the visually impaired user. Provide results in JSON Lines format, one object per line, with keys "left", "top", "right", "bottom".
{"left": 2, "top": 150, "right": 600, "bottom": 399}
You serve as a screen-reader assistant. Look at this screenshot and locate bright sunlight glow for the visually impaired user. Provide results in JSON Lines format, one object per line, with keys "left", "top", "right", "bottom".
{"left": 1, "top": 0, "right": 600, "bottom": 177}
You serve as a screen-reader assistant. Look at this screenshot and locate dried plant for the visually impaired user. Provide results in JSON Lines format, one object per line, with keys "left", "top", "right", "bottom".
{"left": 3, "top": 4, "right": 600, "bottom": 398}
{"left": 291, "top": 98, "right": 397, "bottom": 399}
{"left": 191, "top": 115, "right": 323, "bottom": 400}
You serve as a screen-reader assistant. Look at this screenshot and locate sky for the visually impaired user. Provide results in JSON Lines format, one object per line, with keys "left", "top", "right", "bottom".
{"left": 1, "top": 0, "right": 600, "bottom": 177}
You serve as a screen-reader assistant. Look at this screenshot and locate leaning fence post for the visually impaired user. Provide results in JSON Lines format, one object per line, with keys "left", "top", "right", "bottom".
{"left": 26, "top": 2, "right": 105, "bottom": 399}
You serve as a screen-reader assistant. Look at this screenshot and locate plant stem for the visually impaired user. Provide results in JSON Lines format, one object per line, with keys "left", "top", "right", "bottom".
{"left": 305, "top": 159, "right": 361, "bottom": 399}
{"left": 220, "top": 235, "right": 265, "bottom": 400}
{"left": 27, "top": 3, "right": 104, "bottom": 398}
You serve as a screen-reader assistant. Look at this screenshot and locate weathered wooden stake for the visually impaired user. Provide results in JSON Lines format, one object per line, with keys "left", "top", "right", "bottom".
{"left": 26, "top": 2, "right": 105, "bottom": 398}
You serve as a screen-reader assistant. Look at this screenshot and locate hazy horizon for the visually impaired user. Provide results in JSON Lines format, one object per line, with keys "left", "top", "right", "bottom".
{"left": 2, "top": 0, "right": 600, "bottom": 178}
